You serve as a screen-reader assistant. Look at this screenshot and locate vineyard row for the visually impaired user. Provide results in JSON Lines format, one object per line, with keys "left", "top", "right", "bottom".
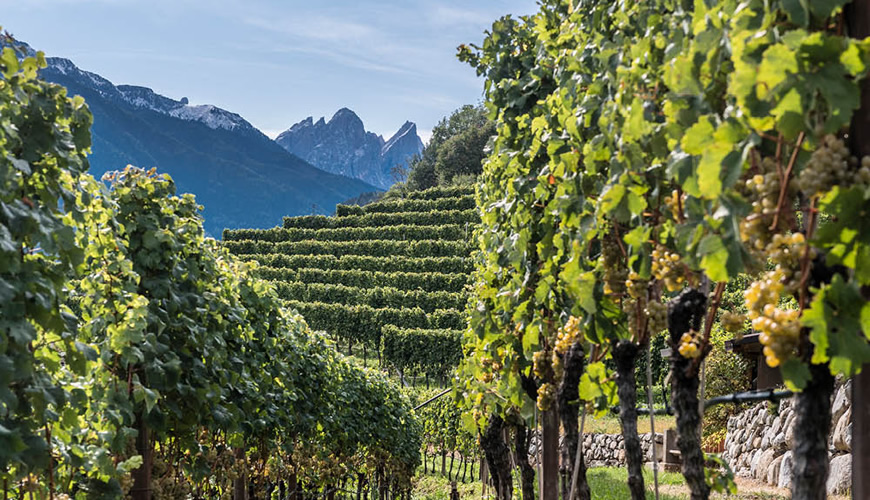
{"left": 240, "top": 253, "right": 473, "bottom": 275}
{"left": 272, "top": 281, "right": 466, "bottom": 312}
{"left": 224, "top": 238, "right": 472, "bottom": 258}
{"left": 223, "top": 223, "right": 468, "bottom": 244}
{"left": 335, "top": 195, "right": 475, "bottom": 216}
{"left": 281, "top": 209, "right": 478, "bottom": 230}
{"left": 402, "top": 185, "right": 474, "bottom": 200}
{"left": 284, "top": 300, "right": 465, "bottom": 345}
{"left": 382, "top": 326, "right": 463, "bottom": 377}
{"left": 257, "top": 267, "right": 468, "bottom": 293}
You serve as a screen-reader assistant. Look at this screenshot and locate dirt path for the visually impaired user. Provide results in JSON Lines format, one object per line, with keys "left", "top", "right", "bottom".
{"left": 655, "top": 476, "right": 848, "bottom": 499}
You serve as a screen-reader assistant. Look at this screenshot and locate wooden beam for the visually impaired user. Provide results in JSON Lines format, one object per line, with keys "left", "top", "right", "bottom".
{"left": 541, "top": 408, "right": 559, "bottom": 500}
{"left": 848, "top": 2, "right": 870, "bottom": 498}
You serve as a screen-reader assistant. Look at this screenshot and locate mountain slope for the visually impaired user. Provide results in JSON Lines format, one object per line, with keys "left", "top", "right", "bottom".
{"left": 275, "top": 108, "right": 423, "bottom": 189}
{"left": 10, "top": 40, "right": 379, "bottom": 236}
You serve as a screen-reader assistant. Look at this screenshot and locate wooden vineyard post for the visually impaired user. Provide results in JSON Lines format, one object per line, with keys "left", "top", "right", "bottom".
{"left": 480, "top": 456, "right": 487, "bottom": 497}
{"left": 849, "top": 2, "right": 870, "bottom": 498}
{"left": 541, "top": 408, "right": 559, "bottom": 500}
{"left": 131, "top": 418, "right": 152, "bottom": 500}
{"left": 855, "top": 370, "right": 870, "bottom": 500}
{"left": 233, "top": 447, "right": 248, "bottom": 500}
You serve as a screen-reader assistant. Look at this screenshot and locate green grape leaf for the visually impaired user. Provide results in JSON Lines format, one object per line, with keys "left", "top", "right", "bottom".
{"left": 757, "top": 44, "right": 797, "bottom": 98}
{"left": 802, "top": 275, "right": 870, "bottom": 376}
{"left": 781, "top": 0, "right": 809, "bottom": 27}
{"left": 771, "top": 88, "right": 804, "bottom": 140}
{"left": 698, "top": 234, "right": 729, "bottom": 282}
{"left": 116, "top": 455, "right": 144, "bottom": 473}
{"left": 561, "top": 243, "right": 597, "bottom": 314}
{"left": 780, "top": 358, "right": 811, "bottom": 392}
{"left": 815, "top": 186, "right": 870, "bottom": 284}
{"left": 579, "top": 361, "right": 618, "bottom": 418}
{"left": 681, "top": 117, "right": 715, "bottom": 155}
{"left": 809, "top": 0, "right": 850, "bottom": 20}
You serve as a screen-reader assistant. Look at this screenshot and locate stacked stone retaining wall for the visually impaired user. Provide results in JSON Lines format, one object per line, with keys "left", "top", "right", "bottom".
{"left": 723, "top": 380, "right": 852, "bottom": 496}
{"left": 529, "top": 431, "right": 663, "bottom": 467}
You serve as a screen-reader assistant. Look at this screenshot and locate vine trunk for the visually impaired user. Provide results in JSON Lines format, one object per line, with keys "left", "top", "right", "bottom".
{"left": 667, "top": 288, "right": 710, "bottom": 500}
{"left": 510, "top": 415, "right": 536, "bottom": 500}
{"left": 614, "top": 340, "right": 644, "bottom": 500}
{"left": 791, "top": 363, "right": 834, "bottom": 499}
{"left": 480, "top": 414, "right": 512, "bottom": 500}
{"left": 558, "top": 340, "right": 591, "bottom": 500}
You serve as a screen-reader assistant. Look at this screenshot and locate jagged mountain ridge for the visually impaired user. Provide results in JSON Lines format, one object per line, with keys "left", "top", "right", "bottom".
{"left": 45, "top": 55, "right": 262, "bottom": 138}
{"left": 276, "top": 108, "right": 424, "bottom": 189}
{"left": 2, "top": 37, "right": 380, "bottom": 236}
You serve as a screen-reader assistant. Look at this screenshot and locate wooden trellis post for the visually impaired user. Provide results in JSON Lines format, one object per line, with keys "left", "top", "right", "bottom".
{"left": 541, "top": 408, "right": 559, "bottom": 500}
{"left": 848, "top": 2, "right": 870, "bottom": 498}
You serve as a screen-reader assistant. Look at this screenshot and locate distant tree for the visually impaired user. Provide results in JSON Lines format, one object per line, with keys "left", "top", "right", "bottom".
{"left": 406, "top": 104, "right": 493, "bottom": 190}
{"left": 390, "top": 161, "right": 410, "bottom": 184}
{"left": 434, "top": 120, "right": 496, "bottom": 184}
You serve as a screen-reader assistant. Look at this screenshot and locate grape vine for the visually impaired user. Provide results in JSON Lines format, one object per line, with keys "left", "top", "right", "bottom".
{"left": 457, "top": 0, "right": 870, "bottom": 498}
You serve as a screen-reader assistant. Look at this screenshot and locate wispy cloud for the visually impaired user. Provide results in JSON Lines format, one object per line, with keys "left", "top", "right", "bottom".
{"left": 396, "top": 91, "right": 461, "bottom": 110}
{"left": 268, "top": 44, "right": 416, "bottom": 76}
{"left": 243, "top": 15, "right": 378, "bottom": 44}
{"left": 427, "top": 5, "right": 500, "bottom": 27}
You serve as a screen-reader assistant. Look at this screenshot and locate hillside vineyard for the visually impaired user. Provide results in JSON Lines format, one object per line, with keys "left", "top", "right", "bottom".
{"left": 224, "top": 186, "right": 476, "bottom": 382}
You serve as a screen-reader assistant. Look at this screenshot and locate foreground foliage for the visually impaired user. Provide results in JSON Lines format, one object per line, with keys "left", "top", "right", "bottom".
{"left": 0, "top": 43, "right": 420, "bottom": 498}
{"left": 458, "top": 0, "right": 870, "bottom": 498}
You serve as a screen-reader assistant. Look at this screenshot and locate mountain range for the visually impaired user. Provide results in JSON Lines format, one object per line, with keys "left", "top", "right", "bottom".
{"left": 276, "top": 109, "right": 423, "bottom": 189}
{"left": 4, "top": 37, "right": 423, "bottom": 236}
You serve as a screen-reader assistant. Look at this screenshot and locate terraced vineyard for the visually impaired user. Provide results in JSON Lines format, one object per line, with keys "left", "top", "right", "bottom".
{"left": 223, "top": 185, "right": 476, "bottom": 382}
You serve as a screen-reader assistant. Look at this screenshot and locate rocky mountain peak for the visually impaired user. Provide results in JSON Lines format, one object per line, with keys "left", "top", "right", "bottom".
{"left": 275, "top": 109, "right": 423, "bottom": 189}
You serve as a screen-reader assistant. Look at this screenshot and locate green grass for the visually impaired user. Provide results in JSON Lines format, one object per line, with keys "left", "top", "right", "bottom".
{"left": 412, "top": 466, "right": 791, "bottom": 499}
{"left": 411, "top": 466, "right": 685, "bottom": 499}
{"left": 587, "top": 467, "right": 685, "bottom": 500}
{"left": 412, "top": 466, "right": 484, "bottom": 500}
{"left": 584, "top": 413, "right": 677, "bottom": 434}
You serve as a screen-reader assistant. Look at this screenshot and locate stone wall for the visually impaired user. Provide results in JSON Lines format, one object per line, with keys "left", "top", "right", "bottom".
{"left": 528, "top": 431, "right": 664, "bottom": 468}
{"left": 723, "top": 380, "right": 852, "bottom": 496}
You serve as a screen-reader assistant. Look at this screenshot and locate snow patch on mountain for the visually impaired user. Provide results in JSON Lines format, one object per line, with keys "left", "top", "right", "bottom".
{"left": 169, "top": 105, "right": 250, "bottom": 132}
{"left": 22, "top": 49, "right": 257, "bottom": 134}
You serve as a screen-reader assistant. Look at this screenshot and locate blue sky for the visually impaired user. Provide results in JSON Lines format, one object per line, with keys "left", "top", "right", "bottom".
{"left": 1, "top": 0, "right": 538, "bottom": 142}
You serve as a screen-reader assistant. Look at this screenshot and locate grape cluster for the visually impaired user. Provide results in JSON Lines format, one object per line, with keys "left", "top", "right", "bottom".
{"left": 533, "top": 349, "right": 551, "bottom": 379}
{"left": 754, "top": 306, "right": 800, "bottom": 368}
{"left": 537, "top": 382, "right": 556, "bottom": 411}
{"left": 766, "top": 232, "right": 813, "bottom": 292}
{"left": 652, "top": 245, "right": 686, "bottom": 292}
{"left": 719, "top": 310, "right": 746, "bottom": 336}
{"left": 678, "top": 330, "right": 702, "bottom": 359}
{"left": 739, "top": 157, "right": 795, "bottom": 251}
{"left": 625, "top": 271, "right": 648, "bottom": 300}
{"left": 645, "top": 300, "right": 668, "bottom": 335}
{"left": 743, "top": 270, "right": 799, "bottom": 367}
{"left": 663, "top": 189, "right": 685, "bottom": 221}
{"left": 479, "top": 356, "right": 497, "bottom": 383}
{"left": 555, "top": 315, "right": 583, "bottom": 354}
{"left": 744, "top": 270, "right": 784, "bottom": 318}
{"left": 602, "top": 235, "right": 627, "bottom": 295}
{"left": 798, "top": 135, "right": 870, "bottom": 197}
{"left": 552, "top": 351, "right": 564, "bottom": 380}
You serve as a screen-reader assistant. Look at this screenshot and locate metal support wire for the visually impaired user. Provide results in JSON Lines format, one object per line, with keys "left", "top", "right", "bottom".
{"left": 645, "top": 343, "right": 660, "bottom": 500}
{"left": 414, "top": 388, "right": 451, "bottom": 410}
{"left": 611, "top": 389, "right": 794, "bottom": 416}
{"left": 703, "top": 389, "right": 793, "bottom": 409}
